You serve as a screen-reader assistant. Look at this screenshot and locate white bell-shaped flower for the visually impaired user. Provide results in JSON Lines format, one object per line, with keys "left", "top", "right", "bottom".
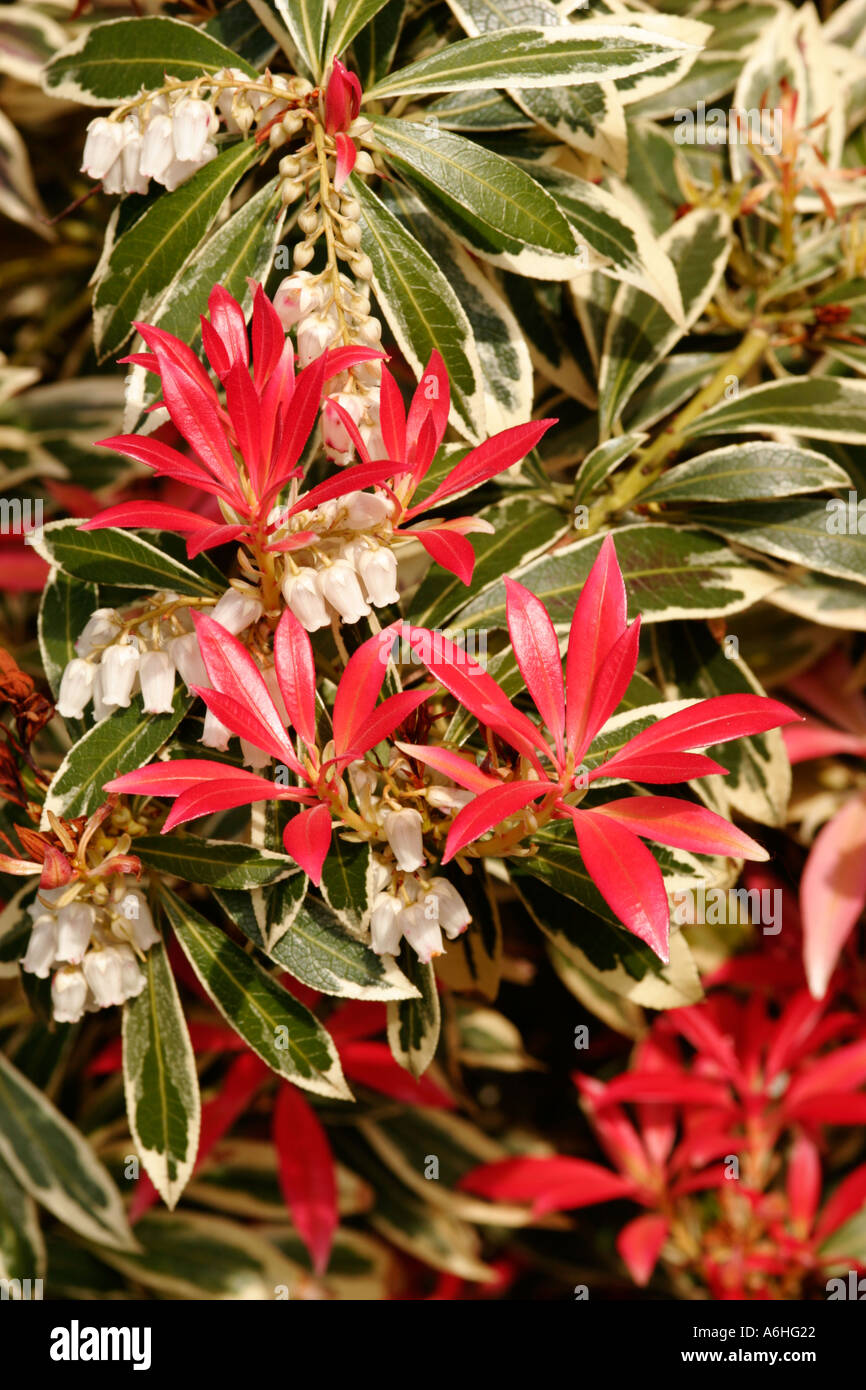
{"left": 358, "top": 546, "right": 399, "bottom": 607}
{"left": 241, "top": 738, "right": 272, "bottom": 769}
{"left": 323, "top": 393, "right": 364, "bottom": 462}
{"left": 119, "top": 117, "right": 147, "bottom": 194}
{"left": 76, "top": 608, "right": 122, "bottom": 657}
{"left": 169, "top": 632, "right": 208, "bottom": 689}
{"left": 282, "top": 569, "right": 330, "bottom": 631}
{"left": 116, "top": 891, "right": 160, "bottom": 951}
{"left": 370, "top": 893, "right": 403, "bottom": 956}
{"left": 55, "top": 902, "right": 95, "bottom": 964}
{"left": 91, "top": 667, "right": 113, "bottom": 722}
{"left": 344, "top": 491, "right": 389, "bottom": 529}
{"left": 399, "top": 901, "right": 444, "bottom": 963}
{"left": 297, "top": 310, "right": 340, "bottom": 368}
{"left": 117, "top": 946, "right": 146, "bottom": 1003}
{"left": 81, "top": 117, "right": 126, "bottom": 180}
{"left": 139, "top": 650, "right": 176, "bottom": 714}
{"left": 172, "top": 97, "right": 215, "bottom": 161}
{"left": 273, "top": 272, "right": 323, "bottom": 328}
{"left": 139, "top": 113, "right": 175, "bottom": 180}
{"left": 428, "top": 877, "right": 471, "bottom": 938}
{"left": 161, "top": 142, "right": 217, "bottom": 191}
{"left": 211, "top": 588, "right": 263, "bottom": 635}
{"left": 56, "top": 658, "right": 96, "bottom": 719}
{"left": 22, "top": 915, "right": 58, "bottom": 978}
{"left": 317, "top": 562, "right": 370, "bottom": 624}
{"left": 383, "top": 808, "right": 425, "bottom": 872}
{"left": 100, "top": 644, "right": 140, "bottom": 709}
{"left": 83, "top": 946, "right": 127, "bottom": 1008}
{"left": 202, "top": 707, "right": 232, "bottom": 751}
{"left": 51, "top": 966, "right": 89, "bottom": 1023}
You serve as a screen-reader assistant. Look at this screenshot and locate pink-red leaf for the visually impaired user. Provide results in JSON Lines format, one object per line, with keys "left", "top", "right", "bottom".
{"left": 282, "top": 804, "right": 332, "bottom": 884}
{"left": 504, "top": 578, "right": 565, "bottom": 761}
{"left": 274, "top": 1084, "right": 337, "bottom": 1276}
{"left": 571, "top": 808, "right": 671, "bottom": 962}
{"left": 593, "top": 796, "right": 769, "bottom": 861}
{"left": 273, "top": 609, "right": 318, "bottom": 752}
{"left": 443, "top": 781, "right": 554, "bottom": 862}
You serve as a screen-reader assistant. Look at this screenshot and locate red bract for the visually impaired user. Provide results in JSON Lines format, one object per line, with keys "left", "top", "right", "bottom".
{"left": 324, "top": 59, "right": 362, "bottom": 188}
{"left": 315, "top": 351, "right": 555, "bottom": 582}
{"left": 80, "top": 283, "right": 381, "bottom": 557}
{"left": 104, "top": 609, "right": 431, "bottom": 883}
{"left": 399, "top": 536, "right": 799, "bottom": 960}
{"left": 782, "top": 648, "right": 866, "bottom": 1000}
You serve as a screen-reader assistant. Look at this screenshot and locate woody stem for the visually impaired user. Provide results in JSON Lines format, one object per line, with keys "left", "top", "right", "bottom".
{"left": 584, "top": 327, "right": 770, "bottom": 534}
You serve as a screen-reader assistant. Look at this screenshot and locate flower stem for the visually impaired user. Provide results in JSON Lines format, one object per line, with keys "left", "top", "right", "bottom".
{"left": 584, "top": 326, "right": 770, "bottom": 535}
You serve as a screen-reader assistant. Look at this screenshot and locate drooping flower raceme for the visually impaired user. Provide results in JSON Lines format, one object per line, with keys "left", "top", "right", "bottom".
{"left": 4, "top": 801, "right": 160, "bottom": 1024}
{"left": 56, "top": 588, "right": 262, "bottom": 722}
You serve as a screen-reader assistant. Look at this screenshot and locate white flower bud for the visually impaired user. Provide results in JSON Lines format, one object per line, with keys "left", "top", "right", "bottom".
{"left": 139, "top": 650, "right": 176, "bottom": 714}
{"left": 358, "top": 546, "right": 399, "bottom": 606}
{"left": 281, "top": 569, "right": 330, "bottom": 632}
{"left": 370, "top": 893, "right": 404, "bottom": 957}
{"left": 428, "top": 878, "right": 471, "bottom": 938}
{"left": 81, "top": 117, "right": 126, "bottom": 180}
{"left": 211, "top": 588, "right": 263, "bottom": 635}
{"left": 399, "top": 902, "right": 444, "bottom": 963}
{"left": 317, "top": 562, "right": 370, "bottom": 624}
{"left": 52, "top": 966, "right": 89, "bottom": 1023}
{"left": 56, "top": 658, "right": 96, "bottom": 719}
{"left": 383, "top": 808, "right": 425, "bottom": 872}
{"left": 22, "top": 915, "right": 58, "bottom": 978}
{"left": 76, "top": 608, "right": 122, "bottom": 657}
{"left": 55, "top": 902, "right": 95, "bottom": 964}
{"left": 169, "top": 632, "right": 208, "bottom": 689}
{"left": 100, "top": 644, "right": 140, "bottom": 709}
{"left": 351, "top": 253, "right": 374, "bottom": 281}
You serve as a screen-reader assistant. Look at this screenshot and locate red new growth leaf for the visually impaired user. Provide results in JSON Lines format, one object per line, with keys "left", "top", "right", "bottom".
{"left": 274, "top": 1084, "right": 338, "bottom": 1276}
{"left": 504, "top": 578, "right": 565, "bottom": 760}
{"left": 282, "top": 804, "right": 332, "bottom": 884}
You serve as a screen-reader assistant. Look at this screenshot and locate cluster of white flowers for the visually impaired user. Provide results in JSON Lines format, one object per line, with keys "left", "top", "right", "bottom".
{"left": 369, "top": 852, "right": 471, "bottom": 964}
{"left": 274, "top": 269, "right": 383, "bottom": 465}
{"left": 21, "top": 881, "right": 160, "bottom": 1023}
{"left": 345, "top": 764, "right": 472, "bottom": 962}
{"left": 272, "top": 488, "right": 400, "bottom": 631}
{"left": 55, "top": 588, "right": 262, "bottom": 724}
{"left": 81, "top": 93, "right": 219, "bottom": 195}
